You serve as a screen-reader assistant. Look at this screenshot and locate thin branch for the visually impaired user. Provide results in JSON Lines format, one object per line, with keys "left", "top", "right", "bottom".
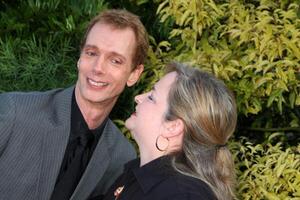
{"left": 242, "top": 127, "right": 300, "bottom": 132}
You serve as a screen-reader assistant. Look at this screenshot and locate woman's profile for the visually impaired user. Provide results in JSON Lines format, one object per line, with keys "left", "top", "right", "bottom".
{"left": 102, "top": 62, "right": 237, "bottom": 200}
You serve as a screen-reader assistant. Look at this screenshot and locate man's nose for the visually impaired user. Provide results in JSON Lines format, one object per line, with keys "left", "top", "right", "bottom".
{"left": 93, "top": 57, "right": 106, "bottom": 74}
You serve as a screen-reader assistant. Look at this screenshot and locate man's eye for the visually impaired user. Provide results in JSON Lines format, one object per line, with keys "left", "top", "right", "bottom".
{"left": 85, "top": 51, "right": 97, "bottom": 56}
{"left": 111, "top": 58, "right": 122, "bottom": 65}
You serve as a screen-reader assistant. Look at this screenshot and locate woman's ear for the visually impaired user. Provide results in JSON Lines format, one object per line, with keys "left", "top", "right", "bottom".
{"left": 163, "top": 119, "right": 184, "bottom": 138}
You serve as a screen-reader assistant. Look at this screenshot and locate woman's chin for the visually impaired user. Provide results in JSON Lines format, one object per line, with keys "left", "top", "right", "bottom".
{"left": 124, "top": 117, "right": 133, "bottom": 130}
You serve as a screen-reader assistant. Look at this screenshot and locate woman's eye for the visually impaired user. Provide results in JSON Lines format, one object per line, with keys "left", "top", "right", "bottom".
{"left": 147, "top": 94, "right": 154, "bottom": 101}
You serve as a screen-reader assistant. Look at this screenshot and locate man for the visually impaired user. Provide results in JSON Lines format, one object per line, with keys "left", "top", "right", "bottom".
{"left": 0, "top": 9, "right": 148, "bottom": 200}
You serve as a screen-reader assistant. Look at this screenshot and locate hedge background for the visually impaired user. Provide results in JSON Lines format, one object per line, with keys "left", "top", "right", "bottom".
{"left": 0, "top": 0, "right": 299, "bottom": 199}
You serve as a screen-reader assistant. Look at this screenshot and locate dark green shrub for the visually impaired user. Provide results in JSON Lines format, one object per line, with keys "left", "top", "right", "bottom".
{"left": 0, "top": 0, "right": 108, "bottom": 92}
{"left": 0, "top": 36, "right": 77, "bottom": 91}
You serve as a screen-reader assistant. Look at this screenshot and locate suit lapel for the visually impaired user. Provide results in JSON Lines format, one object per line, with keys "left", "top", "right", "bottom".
{"left": 37, "top": 87, "right": 74, "bottom": 200}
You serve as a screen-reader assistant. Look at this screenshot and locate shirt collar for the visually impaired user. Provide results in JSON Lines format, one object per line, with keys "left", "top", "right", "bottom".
{"left": 125, "top": 156, "right": 174, "bottom": 194}
{"left": 70, "top": 90, "right": 108, "bottom": 141}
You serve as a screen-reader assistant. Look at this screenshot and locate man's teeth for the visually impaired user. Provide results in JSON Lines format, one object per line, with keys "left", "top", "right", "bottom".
{"left": 89, "top": 79, "right": 108, "bottom": 87}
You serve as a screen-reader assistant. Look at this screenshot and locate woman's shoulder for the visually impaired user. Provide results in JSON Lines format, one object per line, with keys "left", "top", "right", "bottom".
{"left": 161, "top": 171, "right": 216, "bottom": 199}
{"left": 135, "top": 156, "right": 217, "bottom": 200}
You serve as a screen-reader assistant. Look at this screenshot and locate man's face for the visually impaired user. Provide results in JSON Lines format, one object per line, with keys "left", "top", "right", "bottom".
{"left": 76, "top": 22, "right": 143, "bottom": 107}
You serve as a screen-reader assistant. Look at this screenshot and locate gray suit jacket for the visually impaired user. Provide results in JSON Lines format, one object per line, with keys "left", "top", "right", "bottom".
{"left": 0, "top": 86, "right": 136, "bottom": 200}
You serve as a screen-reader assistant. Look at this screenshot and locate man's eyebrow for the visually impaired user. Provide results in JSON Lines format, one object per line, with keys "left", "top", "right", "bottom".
{"left": 83, "top": 45, "right": 127, "bottom": 61}
{"left": 110, "top": 51, "right": 126, "bottom": 61}
{"left": 83, "top": 44, "right": 97, "bottom": 49}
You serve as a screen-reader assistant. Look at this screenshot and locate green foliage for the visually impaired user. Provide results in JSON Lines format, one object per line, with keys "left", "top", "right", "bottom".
{"left": 0, "top": 36, "right": 77, "bottom": 92}
{"left": 0, "top": 0, "right": 107, "bottom": 40}
{"left": 232, "top": 138, "right": 300, "bottom": 199}
{"left": 0, "top": 0, "right": 108, "bottom": 92}
{"left": 156, "top": 0, "right": 300, "bottom": 115}
{"left": 224, "top": 1, "right": 300, "bottom": 115}
{"left": 107, "top": 0, "right": 172, "bottom": 46}
{"left": 157, "top": 0, "right": 225, "bottom": 53}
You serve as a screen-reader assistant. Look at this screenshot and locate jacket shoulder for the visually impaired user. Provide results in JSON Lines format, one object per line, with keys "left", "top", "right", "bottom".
{"left": 0, "top": 87, "right": 74, "bottom": 152}
{"left": 104, "top": 120, "right": 136, "bottom": 159}
{"left": 0, "top": 87, "right": 70, "bottom": 107}
{"left": 0, "top": 93, "right": 16, "bottom": 154}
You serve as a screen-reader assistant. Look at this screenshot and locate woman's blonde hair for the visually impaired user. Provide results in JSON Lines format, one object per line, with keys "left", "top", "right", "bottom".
{"left": 165, "top": 62, "right": 237, "bottom": 200}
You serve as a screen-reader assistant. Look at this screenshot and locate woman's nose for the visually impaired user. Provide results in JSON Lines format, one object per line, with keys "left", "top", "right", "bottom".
{"left": 134, "top": 93, "right": 146, "bottom": 104}
{"left": 135, "top": 94, "right": 143, "bottom": 104}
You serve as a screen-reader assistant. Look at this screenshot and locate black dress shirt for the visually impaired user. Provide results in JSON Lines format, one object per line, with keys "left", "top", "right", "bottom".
{"left": 103, "top": 156, "right": 217, "bottom": 200}
{"left": 50, "top": 92, "right": 108, "bottom": 200}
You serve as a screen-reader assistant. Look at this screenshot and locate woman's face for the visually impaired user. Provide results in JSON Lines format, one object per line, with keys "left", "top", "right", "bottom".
{"left": 125, "top": 72, "right": 177, "bottom": 152}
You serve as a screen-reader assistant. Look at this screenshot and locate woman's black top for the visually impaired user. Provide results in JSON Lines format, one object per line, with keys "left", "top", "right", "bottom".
{"left": 102, "top": 156, "right": 216, "bottom": 200}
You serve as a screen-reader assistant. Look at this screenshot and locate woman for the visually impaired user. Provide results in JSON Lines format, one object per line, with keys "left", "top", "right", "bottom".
{"left": 103, "top": 62, "right": 237, "bottom": 200}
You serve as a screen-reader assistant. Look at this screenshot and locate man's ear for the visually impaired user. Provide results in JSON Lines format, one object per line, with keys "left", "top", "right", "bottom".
{"left": 77, "top": 59, "right": 80, "bottom": 69}
{"left": 127, "top": 64, "right": 144, "bottom": 87}
{"left": 163, "top": 119, "right": 185, "bottom": 138}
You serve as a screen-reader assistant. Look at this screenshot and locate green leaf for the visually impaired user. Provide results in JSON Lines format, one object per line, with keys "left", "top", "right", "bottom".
{"left": 267, "top": 89, "right": 283, "bottom": 107}
{"left": 157, "top": 0, "right": 169, "bottom": 15}
{"left": 179, "top": 10, "right": 191, "bottom": 26}
{"left": 289, "top": 92, "right": 296, "bottom": 108}
{"left": 296, "top": 95, "right": 300, "bottom": 106}
{"left": 254, "top": 77, "right": 273, "bottom": 89}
